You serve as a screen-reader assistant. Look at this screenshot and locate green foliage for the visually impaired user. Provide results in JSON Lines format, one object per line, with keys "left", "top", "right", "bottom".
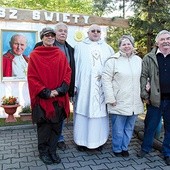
{"left": 93, "top": 0, "right": 116, "bottom": 16}
{"left": 129, "top": 0, "right": 170, "bottom": 53}
{"left": 107, "top": 26, "right": 139, "bottom": 53}
{"left": 20, "top": 105, "right": 32, "bottom": 113}
{"left": 0, "top": 0, "right": 93, "bottom": 14}
{"left": 107, "top": 0, "right": 170, "bottom": 56}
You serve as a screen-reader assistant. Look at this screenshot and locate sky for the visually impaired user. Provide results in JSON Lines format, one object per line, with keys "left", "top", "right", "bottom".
{"left": 106, "top": 1, "right": 134, "bottom": 18}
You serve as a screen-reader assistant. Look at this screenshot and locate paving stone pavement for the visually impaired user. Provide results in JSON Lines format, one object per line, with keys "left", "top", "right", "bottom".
{"left": 0, "top": 114, "right": 169, "bottom": 170}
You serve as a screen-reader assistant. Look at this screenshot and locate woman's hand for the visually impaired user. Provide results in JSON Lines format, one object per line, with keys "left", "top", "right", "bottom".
{"left": 50, "top": 90, "right": 58, "bottom": 98}
{"left": 110, "top": 102, "right": 117, "bottom": 106}
{"left": 146, "top": 81, "right": 150, "bottom": 92}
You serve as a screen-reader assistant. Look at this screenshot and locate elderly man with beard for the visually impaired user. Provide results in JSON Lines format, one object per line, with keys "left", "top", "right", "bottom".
{"left": 137, "top": 30, "right": 170, "bottom": 166}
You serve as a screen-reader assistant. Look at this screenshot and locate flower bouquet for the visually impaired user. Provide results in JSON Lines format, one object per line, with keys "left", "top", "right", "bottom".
{"left": 1, "top": 96, "right": 18, "bottom": 105}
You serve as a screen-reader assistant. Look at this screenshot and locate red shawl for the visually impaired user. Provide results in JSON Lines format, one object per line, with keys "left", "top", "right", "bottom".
{"left": 27, "top": 46, "right": 71, "bottom": 119}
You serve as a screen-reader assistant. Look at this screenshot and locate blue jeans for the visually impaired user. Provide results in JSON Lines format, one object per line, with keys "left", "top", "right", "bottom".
{"left": 111, "top": 114, "right": 137, "bottom": 152}
{"left": 141, "top": 100, "right": 170, "bottom": 156}
{"left": 155, "top": 117, "right": 162, "bottom": 139}
{"left": 57, "top": 121, "right": 64, "bottom": 142}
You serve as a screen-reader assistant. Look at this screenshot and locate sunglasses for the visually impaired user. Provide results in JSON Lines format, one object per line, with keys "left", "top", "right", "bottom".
{"left": 44, "top": 33, "right": 55, "bottom": 38}
{"left": 91, "top": 30, "right": 101, "bottom": 33}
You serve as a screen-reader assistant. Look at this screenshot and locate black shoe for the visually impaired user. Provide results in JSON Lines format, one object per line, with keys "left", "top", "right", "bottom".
{"left": 137, "top": 150, "right": 148, "bottom": 158}
{"left": 97, "top": 146, "right": 103, "bottom": 151}
{"left": 77, "top": 145, "right": 87, "bottom": 152}
{"left": 113, "top": 152, "right": 122, "bottom": 157}
{"left": 164, "top": 156, "right": 170, "bottom": 166}
{"left": 57, "top": 141, "right": 66, "bottom": 151}
{"left": 39, "top": 155, "right": 53, "bottom": 165}
{"left": 121, "top": 150, "right": 129, "bottom": 157}
{"left": 50, "top": 153, "right": 61, "bottom": 164}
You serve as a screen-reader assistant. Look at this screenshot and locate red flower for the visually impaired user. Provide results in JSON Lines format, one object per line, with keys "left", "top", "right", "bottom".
{"left": 1, "top": 96, "right": 18, "bottom": 105}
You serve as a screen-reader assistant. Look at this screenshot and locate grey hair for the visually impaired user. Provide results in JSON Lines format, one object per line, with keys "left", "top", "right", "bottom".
{"left": 155, "top": 30, "right": 170, "bottom": 42}
{"left": 54, "top": 22, "right": 68, "bottom": 31}
{"left": 118, "top": 35, "right": 134, "bottom": 47}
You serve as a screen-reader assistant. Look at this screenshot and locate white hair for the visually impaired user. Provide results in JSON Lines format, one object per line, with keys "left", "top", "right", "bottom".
{"left": 54, "top": 22, "right": 68, "bottom": 31}
{"left": 9, "top": 34, "right": 27, "bottom": 48}
{"left": 155, "top": 30, "right": 170, "bottom": 42}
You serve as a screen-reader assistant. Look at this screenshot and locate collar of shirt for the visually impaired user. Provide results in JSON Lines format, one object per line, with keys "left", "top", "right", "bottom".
{"left": 156, "top": 48, "right": 170, "bottom": 57}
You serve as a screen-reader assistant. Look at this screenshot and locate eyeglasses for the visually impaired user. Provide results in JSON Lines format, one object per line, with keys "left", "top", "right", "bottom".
{"left": 44, "top": 33, "right": 55, "bottom": 38}
{"left": 91, "top": 30, "right": 101, "bottom": 33}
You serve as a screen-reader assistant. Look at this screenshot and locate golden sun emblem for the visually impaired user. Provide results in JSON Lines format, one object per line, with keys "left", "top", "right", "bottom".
{"left": 74, "top": 30, "right": 84, "bottom": 42}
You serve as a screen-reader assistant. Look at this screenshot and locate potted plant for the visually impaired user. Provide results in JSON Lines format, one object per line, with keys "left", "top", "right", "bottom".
{"left": 1, "top": 96, "right": 19, "bottom": 122}
{"left": 19, "top": 105, "right": 32, "bottom": 121}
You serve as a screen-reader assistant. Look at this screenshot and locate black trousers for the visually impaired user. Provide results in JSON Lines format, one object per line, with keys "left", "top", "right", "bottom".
{"left": 37, "top": 120, "right": 62, "bottom": 156}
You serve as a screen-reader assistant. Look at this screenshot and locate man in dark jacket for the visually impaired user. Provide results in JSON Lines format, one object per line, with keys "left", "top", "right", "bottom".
{"left": 34, "top": 22, "right": 75, "bottom": 150}
{"left": 137, "top": 30, "right": 170, "bottom": 166}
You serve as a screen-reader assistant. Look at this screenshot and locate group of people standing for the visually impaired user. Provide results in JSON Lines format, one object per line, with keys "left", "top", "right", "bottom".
{"left": 4, "top": 22, "right": 170, "bottom": 166}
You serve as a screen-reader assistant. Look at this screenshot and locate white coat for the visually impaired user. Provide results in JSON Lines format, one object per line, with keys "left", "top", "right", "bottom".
{"left": 102, "top": 51, "right": 144, "bottom": 116}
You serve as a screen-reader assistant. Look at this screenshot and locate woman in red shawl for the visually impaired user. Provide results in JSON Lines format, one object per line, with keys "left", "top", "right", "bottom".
{"left": 27, "top": 27, "right": 71, "bottom": 165}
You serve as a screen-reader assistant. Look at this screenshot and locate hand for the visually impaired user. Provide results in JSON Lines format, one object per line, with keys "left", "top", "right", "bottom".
{"left": 70, "top": 97, "right": 74, "bottom": 104}
{"left": 145, "top": 81, "right": 150, "bottom": 92}
{"left": 74, "top": 87, "right": 77, "bottom": 95}
{"left": 50, "top": 90, "right": 58, "bottom": 98}
{"left": 143, "top": 99, "right": 150, "bottom": 105}
{"left": 111, "top": 102, "right": 117, "bottom": 106}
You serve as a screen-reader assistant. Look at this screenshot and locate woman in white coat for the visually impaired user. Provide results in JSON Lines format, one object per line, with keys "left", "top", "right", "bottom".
{"left": 102, "top": 35, "right": 144, "bottom": 157}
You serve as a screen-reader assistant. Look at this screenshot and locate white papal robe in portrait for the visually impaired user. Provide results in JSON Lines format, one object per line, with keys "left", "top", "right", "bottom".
{"left": 73, "top": 38, "right": 114, "bottom": 148}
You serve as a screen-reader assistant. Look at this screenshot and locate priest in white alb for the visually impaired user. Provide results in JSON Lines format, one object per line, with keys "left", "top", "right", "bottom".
{"left": 73, "top": 24, "right": 114, "bottom": 151}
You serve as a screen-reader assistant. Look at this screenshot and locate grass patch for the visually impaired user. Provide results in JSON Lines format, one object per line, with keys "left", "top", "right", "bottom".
{"left": 0, "top": 112, "right": 73, "bottom": 127}
{"left": 0, "top": 117, "right": 32, "bottom": 127}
